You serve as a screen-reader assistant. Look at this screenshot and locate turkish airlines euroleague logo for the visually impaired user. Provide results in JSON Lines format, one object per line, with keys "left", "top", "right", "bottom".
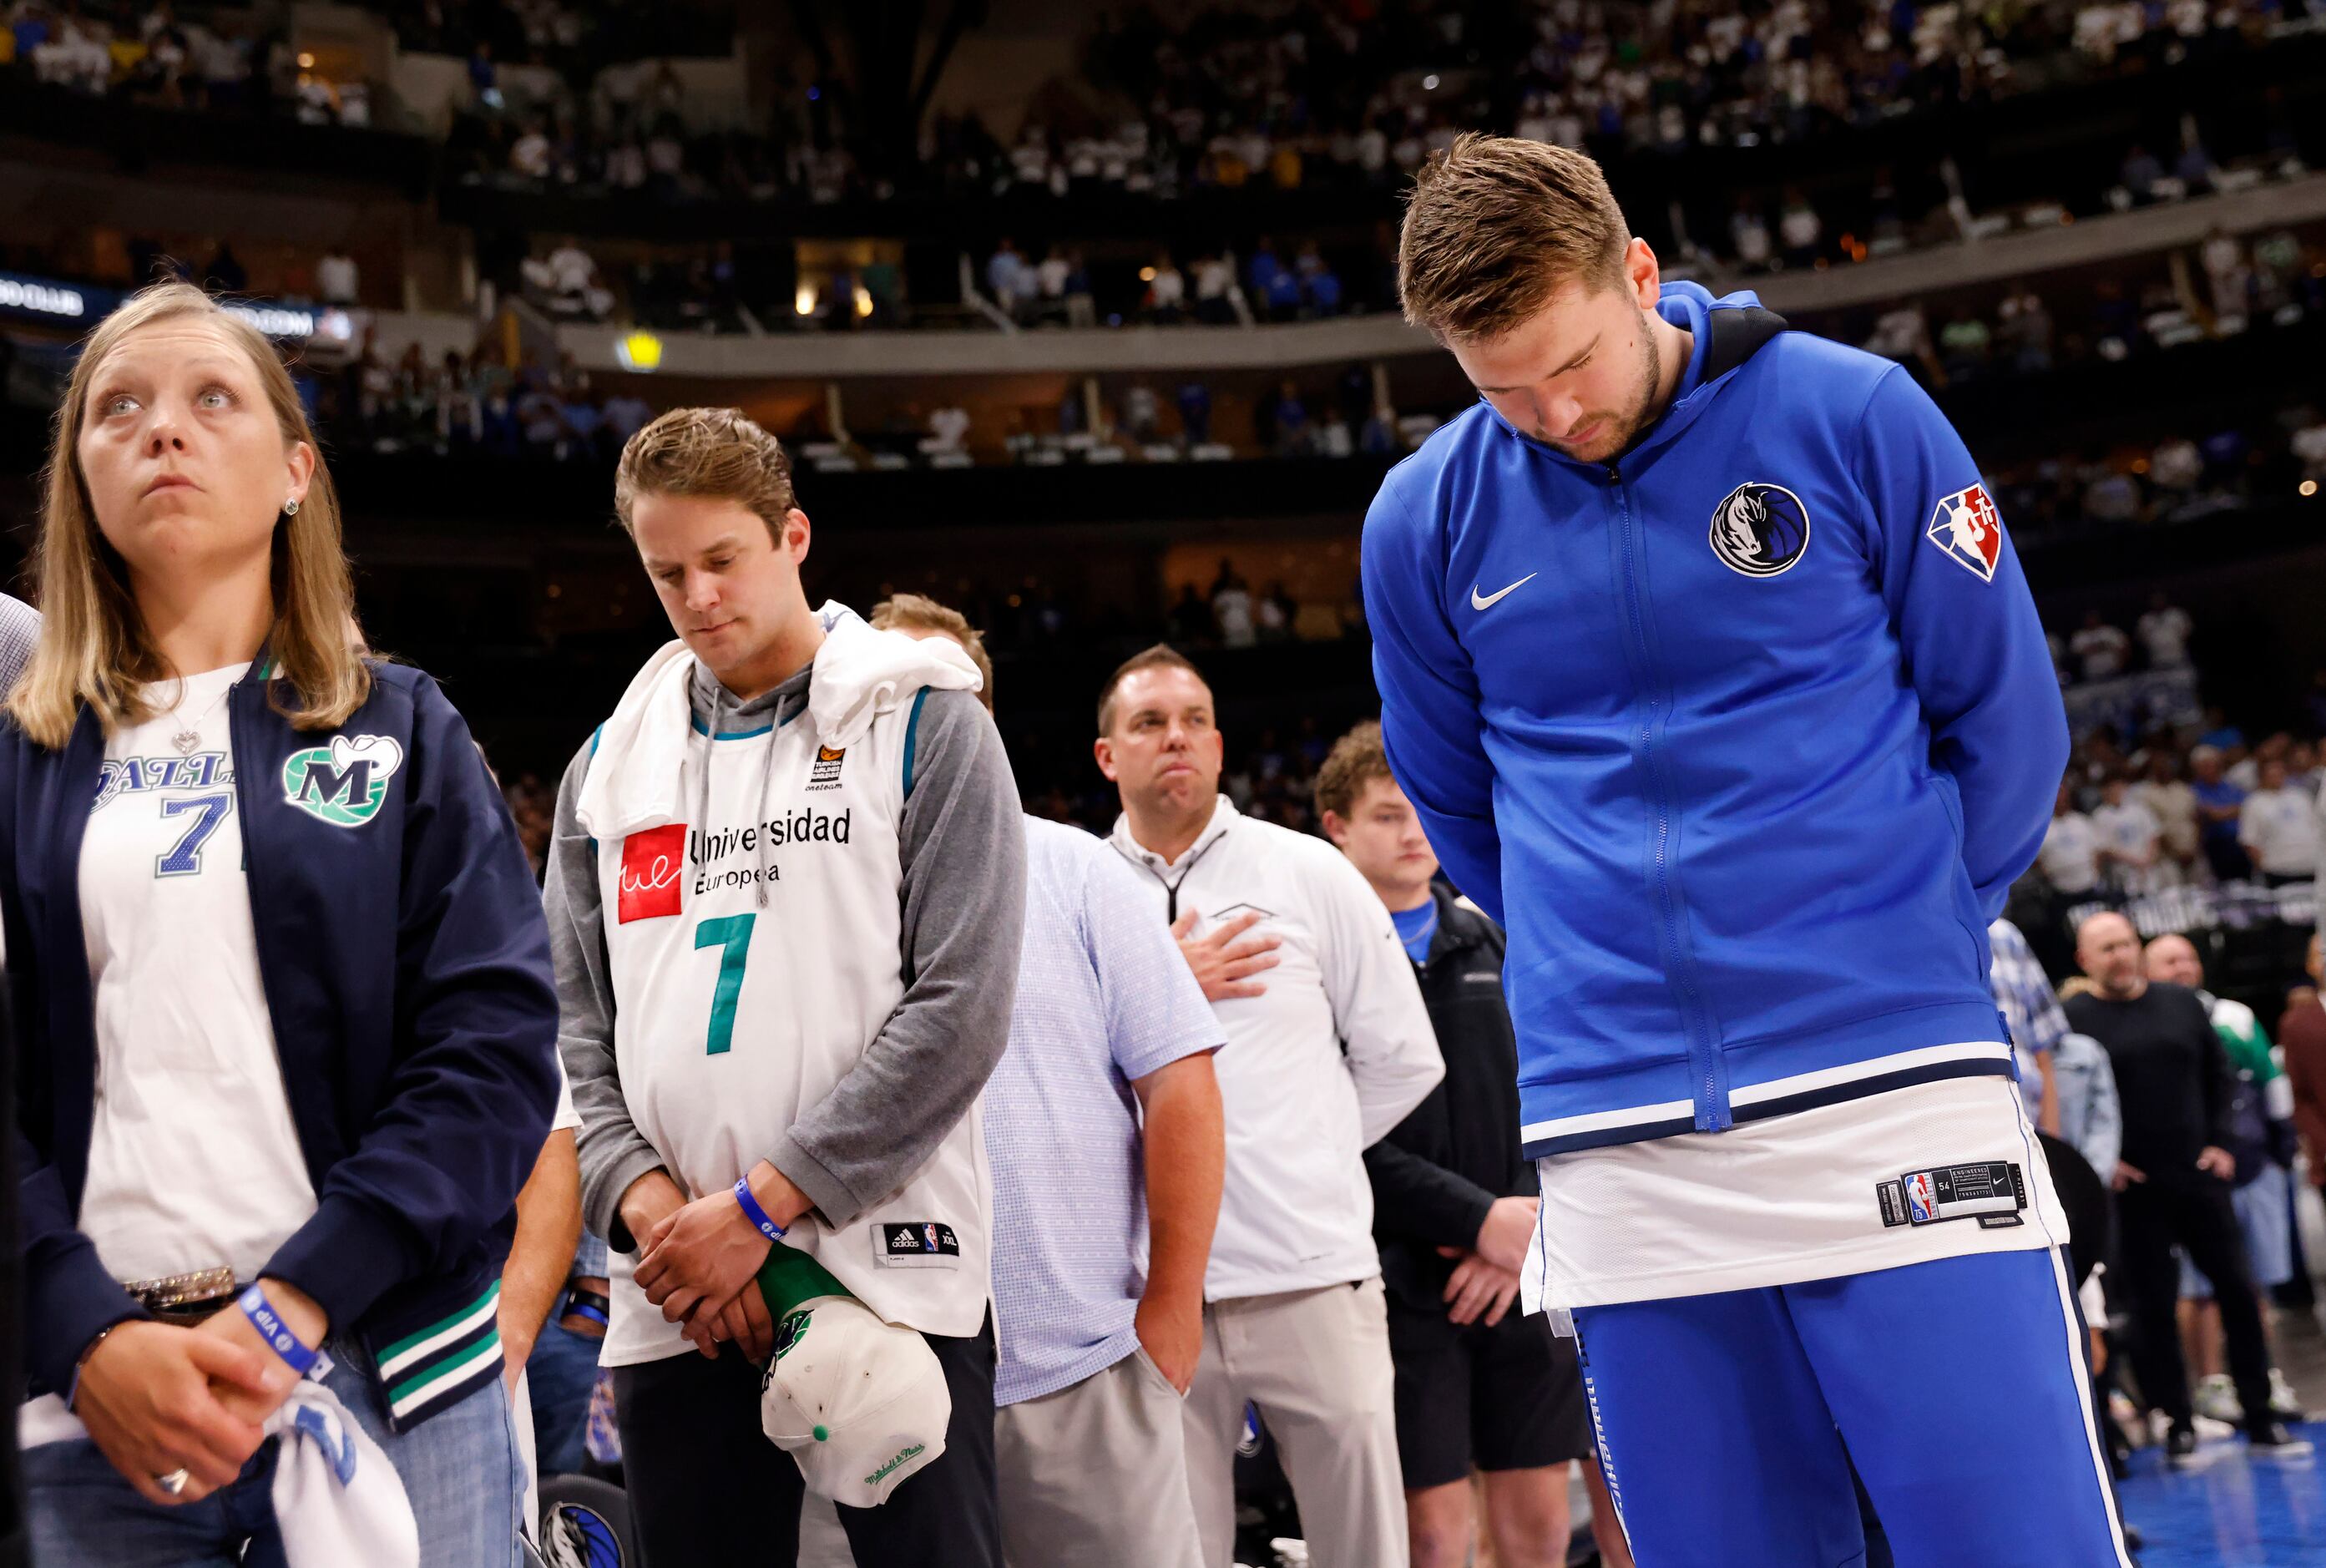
{"left": 618, "top": 824, "right": 685, "bottom": 923}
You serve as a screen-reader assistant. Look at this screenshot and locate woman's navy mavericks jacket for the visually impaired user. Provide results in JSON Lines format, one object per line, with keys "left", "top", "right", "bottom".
{"left": 2, "top": 658, "right": 559, "bottom": 1431}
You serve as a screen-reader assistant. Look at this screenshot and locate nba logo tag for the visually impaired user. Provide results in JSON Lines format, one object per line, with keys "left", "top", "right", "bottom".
{"left": 618, "top": 823, "right": 685, "bottom": 923}
{"left": 1925, "top": 483, "right": 2004, "bottom": 583}
{"left": 1903, "top": 1171, "right": 1938, "bottom": 1224}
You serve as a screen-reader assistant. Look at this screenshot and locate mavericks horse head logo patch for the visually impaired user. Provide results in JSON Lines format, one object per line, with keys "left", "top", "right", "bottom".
{"left": 1708, "top": 483, "right": 1812, "bottom": 578}
{"left": 282, "top": 734, "right": 402, "bottom": 827}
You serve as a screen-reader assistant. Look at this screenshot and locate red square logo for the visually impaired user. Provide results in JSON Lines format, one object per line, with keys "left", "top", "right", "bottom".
{"left": 618, "top": 824, "right": 686, "bottom": 923}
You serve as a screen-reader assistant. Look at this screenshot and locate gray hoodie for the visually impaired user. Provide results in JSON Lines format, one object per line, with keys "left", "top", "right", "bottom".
{"left": 546, "top": 655, "right": 1025, "bottom": 1249}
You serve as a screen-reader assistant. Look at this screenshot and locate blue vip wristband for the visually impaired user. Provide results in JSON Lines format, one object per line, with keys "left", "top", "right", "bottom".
{"left": 238, "top": 1284, "right": 321, "bottom": 1378}
{"left": 734, "top": 1176, "right": 787, "bottom": 1243}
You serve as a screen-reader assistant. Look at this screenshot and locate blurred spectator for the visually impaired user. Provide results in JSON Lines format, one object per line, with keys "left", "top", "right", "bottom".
{"left": 1863, "top": 302, "right": 1941, "bottom": 383}
{"left": 2134, "top": 753, "right": 2203, "bottom": 883}
{"left": 1147, "top": 256, "right": 1186, "bottom": 323}
{"left": 1122, "top": 384, "right": 1160, "bottom": 444}
{"left": 2191, "top": 746, "right": 2251, "bottom": 883}
{"left": 987, "top": 238, "right": 1034, "bottom": 321}
{"left": 2093, "top": 774, "right": 2168, "bottom": 894}
{"left": 1211, "top": 562, "right": 1255, "bottom": 648}
{"left": 1176, "top": 380, "right": 1213, "bottom": 447}
{"left": 2137, "top": 593, "right": 2193, "bottom": 670}
{"left": 1731, "top": 198, "right": 1774, "bottom": 272}
{"left": 2202, "top": 228, "right": 2252, "bottom": 328}
{"left": 2040, "top": 781, "right": 2102, "bottom": 898}
{"left": 2239, "top": 758, "right": 2320, "bottom": 887}
{"left": 1777, "top": 189, "right": 1823, "bottom": 270}
{"left": 1996, "top": 286, "right": 2055, "bottom": 375}
{"left": 1193, "top": 254, "right": 1239, "bottom": 326}
{"left": 2121, "top": 144, "right": 2166, "bottom": 204}
{"left": 1938, "top": 307, "right": 1993, "bottom": 382}
{"left": 316, "top": 245, "right": 360, "bottom": 306}
{"left": 2069, "top": 610, "right": 2131, "bottom": 681}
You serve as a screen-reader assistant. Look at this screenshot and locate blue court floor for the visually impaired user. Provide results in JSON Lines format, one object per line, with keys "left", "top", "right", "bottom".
{"left": 2117, "top": 1422, "right": 2326, "bottom": 1565}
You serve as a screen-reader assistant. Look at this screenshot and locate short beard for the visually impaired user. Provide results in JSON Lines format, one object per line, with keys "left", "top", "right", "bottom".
{"left": 1545, "top": 309, "right": 1662, "bottom": 459}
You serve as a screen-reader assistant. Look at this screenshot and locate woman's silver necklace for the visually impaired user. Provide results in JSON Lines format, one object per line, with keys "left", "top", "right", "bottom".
{"left": 168, "top": 683, "right": 235, "bottom": 755}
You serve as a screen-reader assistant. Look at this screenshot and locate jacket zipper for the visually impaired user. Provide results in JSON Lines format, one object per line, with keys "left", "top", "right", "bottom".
{"left": 1609, "top": 462, "right": 1731, "bottom": 1133}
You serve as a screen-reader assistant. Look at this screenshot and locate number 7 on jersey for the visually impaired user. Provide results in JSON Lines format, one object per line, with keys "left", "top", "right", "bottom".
{"left": 694, "top": 913, "right": 756, "bottom": 1055}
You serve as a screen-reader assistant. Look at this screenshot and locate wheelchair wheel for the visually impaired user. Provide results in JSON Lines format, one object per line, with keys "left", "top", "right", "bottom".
{"left": 538, "top": 1473, "right": 637, "bottom": 1568}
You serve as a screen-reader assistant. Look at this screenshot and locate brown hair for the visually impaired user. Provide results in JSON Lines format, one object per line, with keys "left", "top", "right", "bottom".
{"left": 1314, "top": 720, "right": 1398, "bottom": 822}
{"left": 614, "top": 407, "right": 797, "bottom": 539}
{"left": 1096, "top": 644, "right": 1206, "bottom": 736}
{"left": 12, "top": 279, "right": 369, "bottom": 748}
{"left": 868, "top": 593, "right": 994, "bottom": 711}
{"left": 1398, "top": 132, "right": 1631, "bottom": 343}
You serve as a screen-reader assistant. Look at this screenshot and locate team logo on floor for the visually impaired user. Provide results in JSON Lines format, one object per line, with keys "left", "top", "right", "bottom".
{"left": 1926, "top": 482, "right": 2004, "bottom": 582}
{"left": 1707, "top": 483, "right": 1812, "bottom": 577}
{"left": 807, "top": 744, "right": 847, "bottom": 792}
{"left": 617, "top": 823, "right": 686, "bottom": 922}
{"left": 281, "top": 735, "right": 402, "bottom": 827}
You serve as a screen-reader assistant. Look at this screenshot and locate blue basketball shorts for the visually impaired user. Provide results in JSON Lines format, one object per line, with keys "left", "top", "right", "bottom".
{"left": 1570, "top": 1247, "right": 2131, "bottom": 1567}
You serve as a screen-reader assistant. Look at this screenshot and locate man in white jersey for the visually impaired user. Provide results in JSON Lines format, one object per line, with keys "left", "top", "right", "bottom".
{"left": 546, "top": 409, "right": 1026, "bottom": 1565}
{"left": 1095, "top": 645, "right": 1444, "bottom": 1568}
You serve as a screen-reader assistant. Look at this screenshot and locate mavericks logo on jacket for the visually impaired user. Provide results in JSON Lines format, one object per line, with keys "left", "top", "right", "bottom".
{"left": 1707, "top": 482, "right": 1811, "bottom": 578}
{"left": 282, "top": 735, "right": 402, "bottom": 827}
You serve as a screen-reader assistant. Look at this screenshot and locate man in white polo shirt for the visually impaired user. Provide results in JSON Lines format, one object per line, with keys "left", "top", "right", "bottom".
{"left": 1096, "top": 645, "right": 1444, "bottom": 1568}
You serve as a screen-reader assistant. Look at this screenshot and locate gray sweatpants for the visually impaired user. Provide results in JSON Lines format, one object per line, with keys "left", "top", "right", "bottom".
{"left": 1181, "top": 1277, "right": 1408, "bottom": 1568}
{"left": 995, "top": 1348, "right": 1204, "bottom": 1568}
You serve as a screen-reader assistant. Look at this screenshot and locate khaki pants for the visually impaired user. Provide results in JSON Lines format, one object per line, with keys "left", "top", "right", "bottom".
{"left": 1182, "top": 1277, "right": 1407, "bottom": 1568}
{"left": 995, "top": 1347, "right": 1204, "bottom": 1568}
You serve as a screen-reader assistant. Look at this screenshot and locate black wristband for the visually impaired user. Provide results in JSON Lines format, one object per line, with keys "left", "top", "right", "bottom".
{"left": 567, "top": 1287, "right": 611, "bottom": 1319}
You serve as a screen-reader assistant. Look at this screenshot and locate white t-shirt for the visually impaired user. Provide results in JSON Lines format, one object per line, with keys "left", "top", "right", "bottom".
{"left": 2137, "top": 606, "right": 2192, "bottom": 666}
{"left": 78, "top": 665, "right": 318, "bottom": 1285}
{"left": 2091, "top": 799, "right": 2160, "bottom": 865}
{"left": 1525, "top": 1076, "right": 2068, "bottom": 1310}
{"left": 2038, "top": 811, "right": 2101, "bottom": 893}
{"left": 2070, "top": 624, "right": 2130, "bottom": 680}
{"left": 2239, "top": 787, "right": 2322, "bottom": 875}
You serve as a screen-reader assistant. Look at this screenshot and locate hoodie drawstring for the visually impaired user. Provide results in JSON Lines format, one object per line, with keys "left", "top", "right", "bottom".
{"left": 695, "top": 680, "right": 722, "bottom": 869}
{"left": 754, "top": 709, "right": 781, "bottom": 908}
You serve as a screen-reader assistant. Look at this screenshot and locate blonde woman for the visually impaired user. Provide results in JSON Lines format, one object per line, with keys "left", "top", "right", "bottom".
{"left": 3, "top": 280, "right": 560, "bottom": 1564}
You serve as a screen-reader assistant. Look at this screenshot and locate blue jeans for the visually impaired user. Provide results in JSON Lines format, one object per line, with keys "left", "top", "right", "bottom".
{"left": 25, "top": 1337, "right": 527, "bottom": 1566}
{"left": 524, "top": 1320, "right": 602, "bottom": 1479}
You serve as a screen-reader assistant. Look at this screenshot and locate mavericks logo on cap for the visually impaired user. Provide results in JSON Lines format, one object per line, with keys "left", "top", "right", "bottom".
{"left": 773, "top": 1308, "right": 812, "bottom": 1363}
{"left": 282, "top": 735, "right": 402, "bottom": 827}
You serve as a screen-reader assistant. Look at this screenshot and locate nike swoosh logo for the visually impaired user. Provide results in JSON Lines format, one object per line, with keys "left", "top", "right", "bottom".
{"left": 1470, "top": 574, "right": 1538, "bottom": 610}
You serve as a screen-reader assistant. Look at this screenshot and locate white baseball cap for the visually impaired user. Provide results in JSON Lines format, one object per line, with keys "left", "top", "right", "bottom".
{"left": 758, "top": 1294, "right": 951, "bottom": 1507}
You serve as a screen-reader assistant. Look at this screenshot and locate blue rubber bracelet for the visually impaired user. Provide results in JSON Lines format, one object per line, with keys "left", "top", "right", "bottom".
{"left": 568, "top": 1302, "right": 609, "bottom": 1327}
{"left": 238, "top": 1284, "right": 319, "bottom": 1377}
{"left": 734, "top": 1177, "right": 786, "bottom": 1243}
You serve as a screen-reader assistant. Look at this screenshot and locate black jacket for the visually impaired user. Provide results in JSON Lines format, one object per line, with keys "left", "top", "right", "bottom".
{"left": 1363, "top": 886, "right": 1530, "bottom": 1313}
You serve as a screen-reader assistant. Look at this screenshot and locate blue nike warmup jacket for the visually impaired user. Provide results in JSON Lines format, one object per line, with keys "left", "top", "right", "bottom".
{"left": 1363, "top": 282, "right": 2070, "bottom": 1157}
